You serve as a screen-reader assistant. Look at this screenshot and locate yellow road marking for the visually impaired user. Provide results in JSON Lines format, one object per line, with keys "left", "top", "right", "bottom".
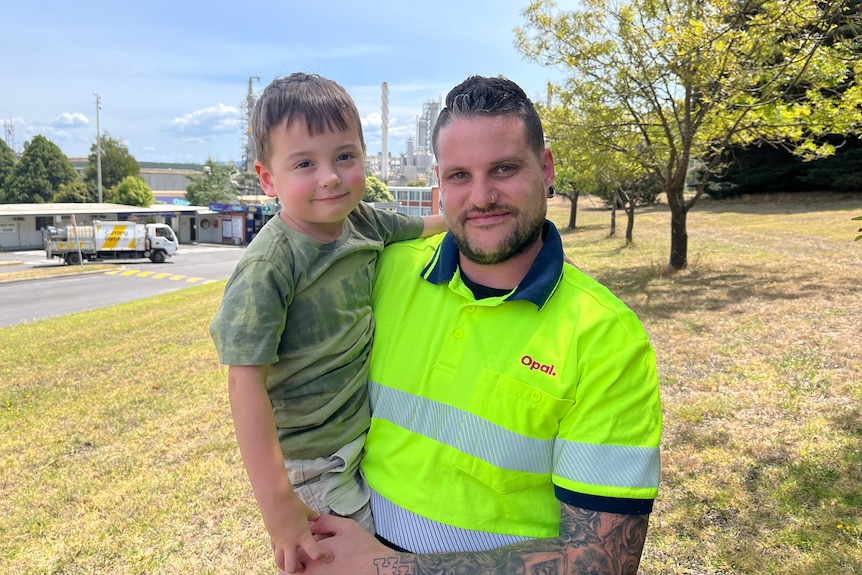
{"left": 101, "top": 270, "right": 219, "bottom": 284}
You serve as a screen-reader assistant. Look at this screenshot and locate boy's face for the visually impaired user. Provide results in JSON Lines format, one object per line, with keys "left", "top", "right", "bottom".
{"left": 255, "top": 119, "right": 366, "bottom": 242}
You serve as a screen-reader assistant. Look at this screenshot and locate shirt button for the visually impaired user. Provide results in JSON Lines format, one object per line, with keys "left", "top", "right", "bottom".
{"left": 453, "top": 329, "right": 464, "bottom": 339}
{"left": 530, "top": 391, "right": 542, "bottom": 402}
{"left": 466, "top": 305, "right": 476, "bottom": 312}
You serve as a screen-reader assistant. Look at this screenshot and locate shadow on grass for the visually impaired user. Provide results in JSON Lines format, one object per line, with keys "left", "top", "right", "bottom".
{"left": 589, "top": 262, "right": 857, "bottom": 319}
{"left": 692, "top": 193, "right": 862, "bottom": 215}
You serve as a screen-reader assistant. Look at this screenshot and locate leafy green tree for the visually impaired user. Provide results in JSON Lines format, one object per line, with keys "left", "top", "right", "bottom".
{"left": 0, "top": 139, "right": 16, "bottom": 200}
{"left": 184, "top": 158, "right": 239, "bottom": 206}
{"left": 363, "top": 175, "right": 394, "bottom": 203}
{"left": 84, "top": 133, "right": 140, "bottom": 202}
{"left": 517, "top": 0, "right": 862, "bottom": 269}
{"left": 114, "top": 175, "right": 154, "bottom": 207}
{"left": 541, "top": 92, "right": 659, "bottom": 243}
{"left": 235, "top": 170, "right": 262, "bottom": 195}
{"left": 2, "top": 135, "right": 77, "bottom": 203}
{"left": 52, "top": 180, "right": 90, "bottom": 203}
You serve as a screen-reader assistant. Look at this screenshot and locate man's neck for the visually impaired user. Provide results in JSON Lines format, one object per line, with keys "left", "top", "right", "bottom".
{"left": 457, "top": 236, "right": 544, "bottom": 291}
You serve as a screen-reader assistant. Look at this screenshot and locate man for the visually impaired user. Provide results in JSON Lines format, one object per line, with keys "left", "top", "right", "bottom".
{"left": 304, "top": 75, "right": 662, "bottom": 575}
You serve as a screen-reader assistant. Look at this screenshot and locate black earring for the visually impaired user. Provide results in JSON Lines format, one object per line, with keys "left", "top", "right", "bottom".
{"left": 547, "top": 185, "right": 556, "bottom": 198}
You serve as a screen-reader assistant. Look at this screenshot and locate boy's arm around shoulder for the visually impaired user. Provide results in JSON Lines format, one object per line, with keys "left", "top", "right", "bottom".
{"left": 419, "top": 214, "right": 447, "bottom": 238}
{"left": 305, "top": 502, "right": 649, "bottom": 574}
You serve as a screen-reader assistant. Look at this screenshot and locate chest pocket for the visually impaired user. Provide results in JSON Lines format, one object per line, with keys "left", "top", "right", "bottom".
{"left": 451, "top": 369, "right": 573, "bottom": 493}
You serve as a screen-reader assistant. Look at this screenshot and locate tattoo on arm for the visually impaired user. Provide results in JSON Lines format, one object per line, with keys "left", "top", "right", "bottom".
{"left": 372, "top": 505, "right": 649, "bottom": 575}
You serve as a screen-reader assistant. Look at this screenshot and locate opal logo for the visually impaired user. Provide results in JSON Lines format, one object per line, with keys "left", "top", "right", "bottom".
{"left": 521, "top": 355, "right": 557, "bottom": 376}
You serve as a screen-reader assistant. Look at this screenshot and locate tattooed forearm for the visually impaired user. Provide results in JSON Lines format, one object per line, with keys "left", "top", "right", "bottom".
{"left": 374, "top": 505, "right": 649, "bottom": 575}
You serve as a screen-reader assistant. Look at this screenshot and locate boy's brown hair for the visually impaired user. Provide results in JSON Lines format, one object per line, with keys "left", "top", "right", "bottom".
{"left": 252, "top": 73, "right": 366, "bottom": 167}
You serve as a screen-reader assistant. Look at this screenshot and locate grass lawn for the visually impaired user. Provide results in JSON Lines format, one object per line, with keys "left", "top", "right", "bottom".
{"left": 1, "top": 193, "right": 860, "bottom": 574}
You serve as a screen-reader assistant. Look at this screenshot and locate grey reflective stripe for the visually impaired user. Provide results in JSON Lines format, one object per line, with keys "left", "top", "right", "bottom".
{"left": 554, "top": 439, "right": 661, "bottom": 489}
{"left": 369, "top": 381, "right": 553, "bottom": 473}
{"left": 371, "top": 381, "right": 661, "bottom": 489}
{"left": 371, "top": 489, "right": 532, "bottom": 553}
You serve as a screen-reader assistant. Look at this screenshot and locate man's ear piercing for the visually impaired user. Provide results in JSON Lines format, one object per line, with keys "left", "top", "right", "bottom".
{"left": 547, "top": 186, "right": 556, "bottom": 198}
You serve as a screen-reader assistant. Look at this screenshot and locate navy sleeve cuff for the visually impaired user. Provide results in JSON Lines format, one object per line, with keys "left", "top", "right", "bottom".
{"left": 555, "top": 485, "right": 654, "bottom": 515}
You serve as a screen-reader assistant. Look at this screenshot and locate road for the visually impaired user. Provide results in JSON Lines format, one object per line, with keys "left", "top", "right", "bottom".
{"left": 0, "top": 244, "right": 245, "bottom": 328}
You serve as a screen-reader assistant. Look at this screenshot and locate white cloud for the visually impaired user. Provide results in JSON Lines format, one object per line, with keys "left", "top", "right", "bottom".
{"left": 363, "top": 112, "right": 382, "bottom": 128}
{"left": 168, "top": 104, "right": 241, "bottom": 138}
{"left": 51, "top": 113, "right": 90, "bottom": 128}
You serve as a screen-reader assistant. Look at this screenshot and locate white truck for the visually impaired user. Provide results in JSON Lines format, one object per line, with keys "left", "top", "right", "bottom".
{"left": 44, "top": 221, "right": 178, "bottom": 265}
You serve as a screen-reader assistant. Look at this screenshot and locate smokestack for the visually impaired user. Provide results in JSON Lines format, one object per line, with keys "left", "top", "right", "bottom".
{"left": 381, "top": 82, "right": 389, "bottom": 182}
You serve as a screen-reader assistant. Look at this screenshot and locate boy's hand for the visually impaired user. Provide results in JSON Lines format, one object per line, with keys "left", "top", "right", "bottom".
{"left": 268, "top": 495, "right": 333, "bottom": 574}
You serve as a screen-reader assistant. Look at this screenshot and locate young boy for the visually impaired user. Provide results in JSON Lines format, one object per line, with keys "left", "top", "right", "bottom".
{"left": 209, "top": 73, "right": 445, "bottom": 574}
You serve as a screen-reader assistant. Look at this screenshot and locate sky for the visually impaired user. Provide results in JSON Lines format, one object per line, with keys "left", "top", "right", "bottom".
{"left": 1, "top": 0, "right": 562, "bottom": 166}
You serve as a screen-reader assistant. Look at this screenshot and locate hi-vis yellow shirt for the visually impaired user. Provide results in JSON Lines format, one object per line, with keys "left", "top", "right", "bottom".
{"left": 363, "top": 222, "right": 662, "bottom": 554}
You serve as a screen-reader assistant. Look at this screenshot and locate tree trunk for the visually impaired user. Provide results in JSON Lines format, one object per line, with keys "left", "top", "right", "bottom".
{"left": 609, "top": 191, "right": 617, "bottom": 237}
{"left": 625, "top": 200, "right": 636, "bottom": 245}
{"left": 568, "top": 189, "right": 579, "bottom": 229}
{"left": 665, "top": 180, "right": 691, "bottom": 271}
{"left": 669, "top": 205, "right": 688, "bottom": 270}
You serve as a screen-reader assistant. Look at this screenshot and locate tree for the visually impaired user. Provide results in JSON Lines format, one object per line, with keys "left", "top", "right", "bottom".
{"left": 517, "top": 0, "right": 862, "bottom": 269}
{"left": 235, "top": 170, "right": 262, "bottom": 196}
{"left": 2, "top": 135, "right": 77, "bottom": 203}
{"left": 84, "top": 133, "right": 140, "bottom": 202}
{"left": 363, "top": 175, "right": 394, "bottom": 203}
{"left": 0, "top": 139, "right": 16, "bottom": 201}
{"left": 52, "top": 180, "right": 90, "bottom": 203}
{"left": 184, "top": 158, "right": 239, "bottom": 206}
{"left": 114, "top": 175, "right": 154, "bottom": 207}
{"left": 541, "top": 91, "right": 659, "bottom": 242}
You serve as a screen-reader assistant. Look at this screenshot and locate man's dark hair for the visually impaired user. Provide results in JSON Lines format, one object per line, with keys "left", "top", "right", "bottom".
{"left": 252, "top": 73, "right": 365, "bottom": 166}
{"left": 431, "top": 75, "right": 545, "bottom": 158}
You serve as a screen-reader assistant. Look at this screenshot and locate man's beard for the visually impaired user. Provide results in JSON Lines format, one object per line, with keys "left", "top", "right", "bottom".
{"left": 450, "top": 202, "right": 546, "bottom": 265}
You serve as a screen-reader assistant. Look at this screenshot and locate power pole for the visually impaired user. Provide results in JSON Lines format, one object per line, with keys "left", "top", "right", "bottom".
{"left": 243, "top": 76, "right": 260, "bottom": 173}
{"left": 382, "top": 82, "right": 389, "bottom": 182}
{"left": 94, "top": 92, "right": 103, "bottom": 203}
{"left": 3, "top": 120, "right": 16, "bottom": 154}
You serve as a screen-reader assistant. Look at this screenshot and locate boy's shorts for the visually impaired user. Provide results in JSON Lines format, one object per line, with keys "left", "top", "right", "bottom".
{"left": 284, "top": 432, "right": 374, "bottom": 534}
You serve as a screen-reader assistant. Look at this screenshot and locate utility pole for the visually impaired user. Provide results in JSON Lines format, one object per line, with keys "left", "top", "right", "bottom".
{"left": 94, "top": 92, "right": 103, "bottom": 203}
{"left": 381, "top": 82, "right": 389, "bottom": 182}
{"left": 243, "top": 76, "right": 260, "bottom": 173}
{"left": 3, "top": 120, "right": 16, "bottom": 154}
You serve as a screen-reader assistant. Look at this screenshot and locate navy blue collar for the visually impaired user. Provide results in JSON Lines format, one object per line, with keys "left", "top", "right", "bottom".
{"left": 421, "top": 220, "right": 564, "bottom": 310}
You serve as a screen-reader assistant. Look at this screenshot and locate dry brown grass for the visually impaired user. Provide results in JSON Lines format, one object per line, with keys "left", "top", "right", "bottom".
{"left": 0, "top": 193, "right": 860, "bottom": 574}
{"left": 548, "top": 194, "right": 862, "bottom": 574}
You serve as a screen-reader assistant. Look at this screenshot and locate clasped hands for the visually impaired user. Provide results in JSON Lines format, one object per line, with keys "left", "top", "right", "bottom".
{"left": 283, "top": 513, "right": 392, "bottom": 575}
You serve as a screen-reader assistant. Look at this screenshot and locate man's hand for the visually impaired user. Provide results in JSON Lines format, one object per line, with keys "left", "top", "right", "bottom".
{"left": 301, "top": 514, "right": 396, "bottom": 575}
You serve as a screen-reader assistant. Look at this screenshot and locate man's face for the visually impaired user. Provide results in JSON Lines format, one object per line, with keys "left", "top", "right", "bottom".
{"left": 434, "top": 115, "right": 554, "bottom": 265}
